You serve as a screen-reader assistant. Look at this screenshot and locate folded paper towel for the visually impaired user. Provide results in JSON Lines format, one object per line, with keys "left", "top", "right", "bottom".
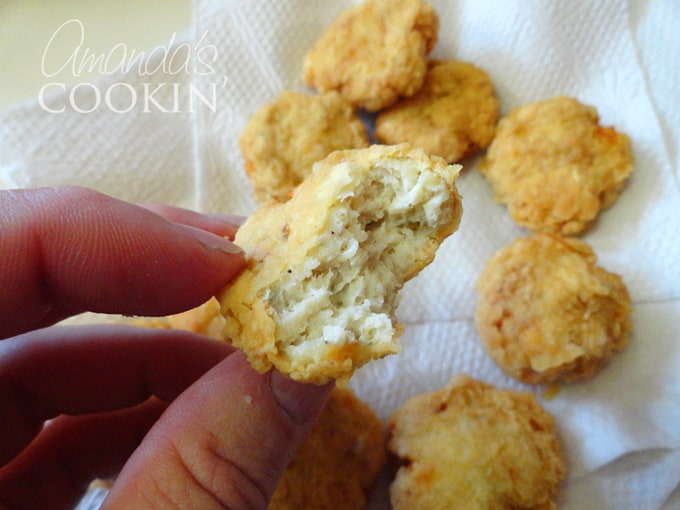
{"left": 2, "top": 0, "right": 680, "bottom": 508}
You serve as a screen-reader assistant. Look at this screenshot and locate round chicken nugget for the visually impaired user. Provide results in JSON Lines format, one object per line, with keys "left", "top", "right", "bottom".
{"left": 239, "top": 90, "right": 370, "bottom": 203}
{"left": 219, "top": 144, "right": 462, "bottom": 384}
{"left": 388, "top": 375, "right": 566, "bottom": 510}
{"left": 475, "top": 234, "right": 632, "bottom": 384}
{"left": 302, "top": 0, "right": 438, "bottom": 112}
{"left": 478, "top": 96, "right": 634, "bottom": 235}
{"left": 376, "top": 60, "right": 499, "bottom": 162}
{"left": 270, "top": 387, "right": 385, "bottom": 510}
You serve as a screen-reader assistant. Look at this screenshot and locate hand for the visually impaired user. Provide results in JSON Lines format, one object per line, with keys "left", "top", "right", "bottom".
{"left": 0, "top": 186, "right": 332, "bottom": 510}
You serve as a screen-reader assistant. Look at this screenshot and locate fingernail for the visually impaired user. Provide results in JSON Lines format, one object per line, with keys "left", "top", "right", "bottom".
{"left": 202, "top": 214, "right": 247, "bottom": 240}
{"left": 269, "top": 371, "right": 333, "bottom": 425}
{"left": 205, "top": 213, "right": 247, "bottom": 227}
{"left": 181, "top": 224, "right": 244, "bottom": 255}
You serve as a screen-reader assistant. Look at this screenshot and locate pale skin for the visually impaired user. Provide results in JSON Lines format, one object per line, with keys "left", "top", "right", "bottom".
{"left": 0, "top": 186, "right": 333, "bottom": 510}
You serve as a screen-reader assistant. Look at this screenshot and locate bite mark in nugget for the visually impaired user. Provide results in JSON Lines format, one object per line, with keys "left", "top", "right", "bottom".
{"left": 475, "top": 234, "right": 632, "bottom": 384}
{"left": 302, "top": 0, "right": 439, "bottom": 112}
{"left": 219, "top": 144, "right": 462, "bottom": 384}
{"left": 388, "top": 375, "right": 566, "bottom": 510}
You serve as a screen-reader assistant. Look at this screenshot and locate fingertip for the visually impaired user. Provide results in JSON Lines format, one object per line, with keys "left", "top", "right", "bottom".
{"left": 269, "top": 370, "right": 334, "bottom": 426}
{"left": 138, "top": 202, "right": 246, "bottom": 240}
{"left": 176, "top": 224, "right": 244, "bottom": 256}
{"left": 166, "top": 223, "right": 246, "bottom": 305}
{"left": 0, "top": 187, "right": 249, "bottom": 335}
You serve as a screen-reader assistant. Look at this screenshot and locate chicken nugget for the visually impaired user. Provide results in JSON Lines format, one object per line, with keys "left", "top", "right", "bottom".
{"left": 218, "top": 144, "right": 462, "bottom": 384}
{"left": 376, "top": 60, "right": 499, "bottom": 162}
{"left": 239, "top": 90, "right": 370, "bottom": 203}
{"left": 478, "top": 96, "right": 634, "bottom": 235}
{"left": 388, "top": 375, "right": 566, "bottom": 510}
{"left": 302, "top": 0, "right": 439, "bottom": 112}
{"left": 475, "top": 234, "right": 632, "bottom": 384}
{"left": 126, "top": 297, "right": 227, "bottom": 339}
{"left": 270, "top": 387, "right": 385, "bottom": 510}
{"left": 166, "top": 297, "right": 227, "bottom": 340}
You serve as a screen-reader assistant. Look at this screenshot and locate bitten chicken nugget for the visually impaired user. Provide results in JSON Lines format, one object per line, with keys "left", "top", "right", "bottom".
{"left": 475, "top": 234, "right": 632, "bottom": 384}
{"left": 302, "top": 0, "right": 439, "bottom": 112}
{"left": 219, "top": 144, "right": 462, "bottom": 384}
{"left": 478, "top": 96, "right": 634, "bottom": 235}
{"left": 239, "top": 90, "right": 370, "bottom": 203}
{"left": 270, "top": 388, "right": 385, "bottom": 510}
{"left": 388, "top": 375, "right": 566, "bottom": 510}
{"left": 376, "top": 60, "right": 499, "bottom": 162}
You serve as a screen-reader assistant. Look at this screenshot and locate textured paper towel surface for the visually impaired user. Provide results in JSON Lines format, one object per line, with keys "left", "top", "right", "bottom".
{"left": 0, "top": 34, "right": 196, "bottom": 207}
{"left": 1, "top": 0, "right": 679, "bottom": 508}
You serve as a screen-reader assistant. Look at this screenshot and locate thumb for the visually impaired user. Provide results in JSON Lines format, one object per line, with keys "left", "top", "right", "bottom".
{"left": 102, "top": 352, "right": 333, "bottom": 510}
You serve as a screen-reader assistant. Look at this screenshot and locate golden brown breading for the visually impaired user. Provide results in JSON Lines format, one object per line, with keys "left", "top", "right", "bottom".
{"left": 302, "top": 0, "right": 439, "bottom": 112}
{"left": 125, "top": 298, "right": 227, "bottom": 340}
{"left": 239, "top": 90, "right": 370, "bottom": 203}
{"left": 387, "top": 375, "right": 566, "bottom": 510}
{"left": 477, "top": 96, "right": 634, "bottom": 235}
{"left": 126, "top": 316, "right": 173, "bottom": 330}
{"left": 475, "top": 234, "right": 632, "bottom": 384}
{"left": 218, "top": 144, "right": 462, "bottom": 384}
{"left": 270, "top": 387, "right": 385, "bottom": 510}
{"left": 165, "top": 297, "right": 227, "bottom": 340}
{"left": 376, "top": 60, "right": 499, "bottom": 162}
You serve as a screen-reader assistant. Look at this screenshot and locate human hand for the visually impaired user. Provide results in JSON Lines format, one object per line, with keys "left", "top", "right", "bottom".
{"left": 0, "top": 186, "right": 333, "bottom": 509}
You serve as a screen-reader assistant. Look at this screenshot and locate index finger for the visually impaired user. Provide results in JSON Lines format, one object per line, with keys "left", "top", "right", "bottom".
{"left": 0, "top": 186, "right": 245, "bottom": 339}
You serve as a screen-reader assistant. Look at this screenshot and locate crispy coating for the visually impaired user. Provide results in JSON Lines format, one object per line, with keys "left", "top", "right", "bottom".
{"left": 127, "top": 316, "right": 173, "bottom": 330}
{"left": 475, "top": 234, "right": 632, "bottom": 384}
{"left": 270, "top": 388, "right": 385, "bottom": 510}
{"left": 302, "top": 0, "right": 439, "bottom": 112}
{"left": 387, "top": 375, "right": 566, "bottom": 510}
{"left": 166, "top": 297, "right": 227, "bottom": 340}
{"left": 218, "top": 144, "right": 462, "bottom": 384}
{"left": 477, "top": 96, "right": 634, "bottom": 235}
{"left": 127, "top": 297, "right": 227, "bottom": 340}
{"left": 376, "top": 60, "right": 499, "bottom": 162}
{"left": 239, "top": 90, "right": 370, "bottom": 203}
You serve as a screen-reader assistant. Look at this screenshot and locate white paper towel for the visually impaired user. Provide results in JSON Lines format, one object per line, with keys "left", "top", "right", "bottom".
{"left": 0, "top": 33, "right": 197, "bottom": 207}
{"left": 2, "top": 0, "right": 680, "bottom": 508}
